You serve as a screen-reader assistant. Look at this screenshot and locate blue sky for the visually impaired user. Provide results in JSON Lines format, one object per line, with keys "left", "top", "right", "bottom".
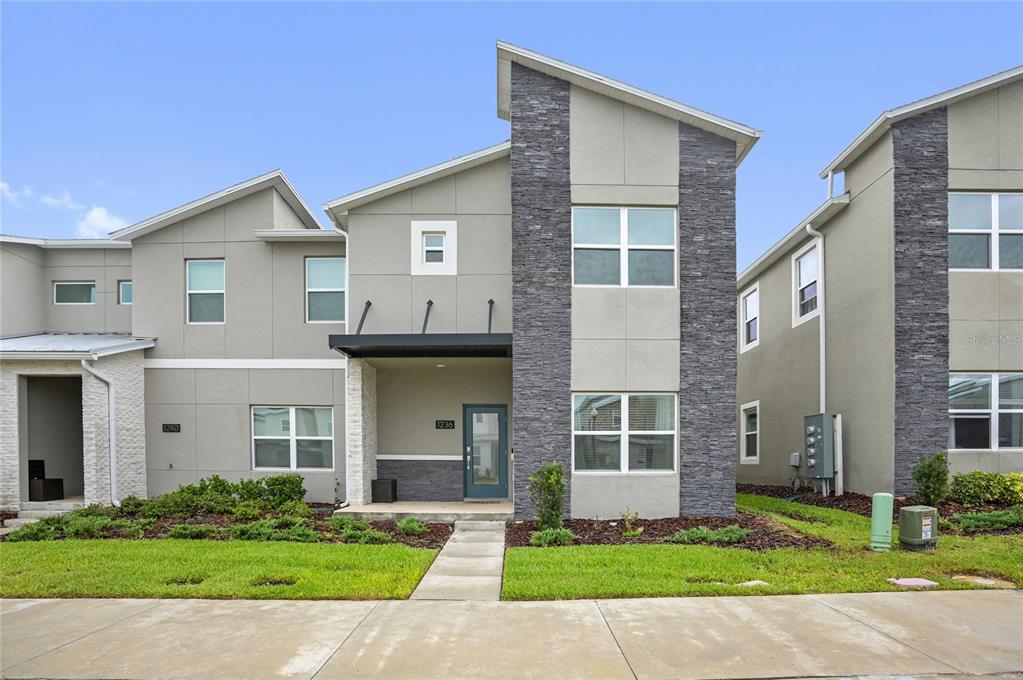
{"left": 2, "top": 2, "right": 1021, "bottom": 269}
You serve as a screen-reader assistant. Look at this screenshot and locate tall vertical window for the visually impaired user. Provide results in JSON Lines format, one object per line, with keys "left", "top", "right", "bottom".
{"left": 572, "top": 393, "right": 676, "bottom": 472}
{"left": 739, "top": 283, "right": 759, "bottom": 352}
{"left": 53, "top": 281, "right": 96, "bottom": 304}
{"left": 252, "top": 406, "right": 334, "bottom": 469}
{"left": 739, "top": 401, "right": 759, "bottom": 463}
{"left": 305, "top": 257, "right": 346, "bottom": 323}
{"left": 949, "top": 373, "right": 1023, "bottom": 450}
{"left": 186, "top": 260, "right": 225, "bottom": 324}
{"left": 949, "top": 193, "right": 1023, "bottom": 270}
{"left": 792, "top": 243, "right": 819, "bottom": 326}
{"left": 572, "top": 207, "right": 676, "bottom": 287}
{"left": 423, "top": 233, "right": 445, "bottom": 263}
{"left": 118, "top": 280, "right": 133, "bottom": 305}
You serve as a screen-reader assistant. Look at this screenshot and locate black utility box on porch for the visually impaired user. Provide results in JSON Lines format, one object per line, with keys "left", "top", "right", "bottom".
{"left": 29, "top": 478, "right": 64, "bottom": 502}
{"left": 372, "top": 479, "right": 397, "bottom": 503}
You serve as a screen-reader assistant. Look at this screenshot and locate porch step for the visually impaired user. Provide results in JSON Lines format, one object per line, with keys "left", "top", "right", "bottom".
{"left": 335, "top": 501, "right": 513, "bottom": 523}
{"left": 17, "top": 509, "right": 69, "bottom": 519}
{"left": 20, "top": 500, "right": 85, "bottom": 512}
{"left": 4, "top": 517, "right": 41, "bottom": 529}
{"left": 453, "top": 520, "right": 507, "bottom": 532}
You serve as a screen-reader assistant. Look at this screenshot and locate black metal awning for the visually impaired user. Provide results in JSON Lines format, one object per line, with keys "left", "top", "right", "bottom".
{"left": 329, "top": 333, "right": 512, "bottom": 359}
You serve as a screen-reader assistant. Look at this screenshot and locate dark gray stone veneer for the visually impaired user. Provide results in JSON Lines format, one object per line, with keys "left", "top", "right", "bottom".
{"left": 509, "top": 62, "right": 572, "bottom": 519}
{"left": 678, "top": 122, "right": 738, "bottom": 516}
{"left": 891, "top": 107, "right": 950, "bottom": 495}
{"left": 376, "top": 460, "right": 463, "bottom": 502}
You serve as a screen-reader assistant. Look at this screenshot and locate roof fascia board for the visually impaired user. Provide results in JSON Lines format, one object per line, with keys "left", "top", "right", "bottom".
{"left": 0, "top": 235, "right": 130, "bottom": 249}
{"left": 820, "top": 65, "right": 1023, "bottom": 178}
{"left": 496, "top": 41, "right": 761, "bottom": 164}
{"left": 254, "top": 228, "right": 347, "bottom": 242}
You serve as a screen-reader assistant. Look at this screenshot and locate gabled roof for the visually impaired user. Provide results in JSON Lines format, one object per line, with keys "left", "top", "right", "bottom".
{"left": 111, "top": 170, "right": 321, "bottom": 241}
{"left": 820, "top": 64, "right": 1023, "bottom": 178}
{"left": 0, "top": 235, "right": 130, "bottom": 249}
{"left": 322, "top": 141, "right": 510, "bottom": 228}
{"left": 496, "top": 41, "right": 761, "bottom": 165}
{"left": 0, "top": 332, "right": 155, "bottom": 360}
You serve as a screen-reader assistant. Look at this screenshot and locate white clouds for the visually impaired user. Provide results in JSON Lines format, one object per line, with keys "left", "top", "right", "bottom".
{"left": 76, "top": 206, "right": 128, "bottom": 239}
{"left": 0, "top": 181, "right": 33, "bottom": 205}
{"left": 39, "top": 191, "right": 84, "bottom": 211}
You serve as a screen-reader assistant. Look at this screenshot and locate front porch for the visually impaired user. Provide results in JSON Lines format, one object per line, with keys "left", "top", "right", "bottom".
{"left": 334, "top": 500, "right": 513, "bottom": 522}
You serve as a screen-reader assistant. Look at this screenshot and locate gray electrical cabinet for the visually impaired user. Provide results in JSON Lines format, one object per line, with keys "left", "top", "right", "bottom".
{"left": 803, "top": 413, "right": 835, "bottom": 480}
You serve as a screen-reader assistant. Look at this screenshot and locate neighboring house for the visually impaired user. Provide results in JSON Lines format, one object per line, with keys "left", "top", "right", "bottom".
{"left": 736, "top": 66, "right": 1023, "bottom": 496}
{"left": 0, "top": 42, "right": 760, "bottom": 519}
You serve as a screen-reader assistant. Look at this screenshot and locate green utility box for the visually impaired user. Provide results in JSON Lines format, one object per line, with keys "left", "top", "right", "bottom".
{"left": 899, "top": 505, "right": 938, "bottom": 551}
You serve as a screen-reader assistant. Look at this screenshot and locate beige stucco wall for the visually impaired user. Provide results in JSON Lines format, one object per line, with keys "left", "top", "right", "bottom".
{"left": 346, "top": 158, "right": 512, "bottom": 335}
{"left": 0, "top": 242, "right": 47, "bottom": 337}
{"left": 144, "top": 367, "right": 346, "bottom": 503}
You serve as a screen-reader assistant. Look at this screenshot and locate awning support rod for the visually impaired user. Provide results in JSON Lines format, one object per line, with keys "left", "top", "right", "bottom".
{"left": 487, "top": 299, "right": 495, "bottom": 333}
{"left": 421, "top": 300, "right": 434, "bottom": 334}
{"left": 355, "top": 300, "right": 372, "bottom": 334}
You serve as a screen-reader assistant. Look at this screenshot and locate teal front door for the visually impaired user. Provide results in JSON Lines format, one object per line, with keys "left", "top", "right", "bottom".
{"left": 463, "top": 405, "right": 508, "bottom": 499}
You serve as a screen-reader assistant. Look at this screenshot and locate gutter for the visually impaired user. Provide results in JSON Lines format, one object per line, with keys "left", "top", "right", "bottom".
{"left": 80, "top": 360, "right": 120, "bottom": 508}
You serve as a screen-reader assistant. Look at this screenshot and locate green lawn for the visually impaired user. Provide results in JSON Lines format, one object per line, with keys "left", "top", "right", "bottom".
{"left": 501, "top": 494, "right": 1023, "bottom": 600}
{"left": 0, "top": 539, "right": 437, "bottom": 600}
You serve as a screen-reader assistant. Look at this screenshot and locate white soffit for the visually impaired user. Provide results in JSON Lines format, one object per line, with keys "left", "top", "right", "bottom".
{"left": 0, "top": 235, "right": 130, "bottom": 249}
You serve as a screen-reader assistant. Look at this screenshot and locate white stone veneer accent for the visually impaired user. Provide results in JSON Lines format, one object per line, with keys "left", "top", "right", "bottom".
{"left": 345, "top": 358, "right": 377, "bottom": 505}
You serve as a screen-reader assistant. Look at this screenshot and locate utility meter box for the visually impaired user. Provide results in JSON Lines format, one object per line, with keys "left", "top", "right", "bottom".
{"left": 899, "top": 505, "right": 938, "bottom": 551}
{"left": 802, "top": 413, "right": 835, "bottom": 480}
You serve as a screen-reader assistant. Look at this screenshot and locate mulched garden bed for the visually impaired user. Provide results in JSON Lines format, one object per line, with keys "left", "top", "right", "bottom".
{"left": 505, "top": 511, "right": 831, "bottom": 551}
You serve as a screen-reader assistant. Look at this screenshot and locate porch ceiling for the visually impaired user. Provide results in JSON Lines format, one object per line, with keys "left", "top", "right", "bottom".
{"left": 329, "top": 333, "right": 512, "bottom": 359}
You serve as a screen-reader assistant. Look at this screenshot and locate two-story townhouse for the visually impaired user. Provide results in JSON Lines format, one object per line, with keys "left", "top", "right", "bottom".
{"left": 736, "top": 66, "right": 1023, "bottom": 496}
{"left": 0, "top": 42, "right": 760, "bottom": 520}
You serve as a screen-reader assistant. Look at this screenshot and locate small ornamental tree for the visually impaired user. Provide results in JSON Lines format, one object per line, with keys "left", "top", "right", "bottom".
{"left": 912, "top": 452, "right": 949, "bottom": 506}
{"left": 527, "top": 462, "right": 566, "bottom": 530}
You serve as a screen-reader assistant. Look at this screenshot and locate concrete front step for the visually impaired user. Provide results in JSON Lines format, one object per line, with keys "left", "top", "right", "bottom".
{"left": 453, "top": 520, "right": 507, "bottom": 532}
{"left": 17, "top": 509, "right": 69, "bottom": 519}
{"left": 20, "top": 500, "right": 85, "bottom": 511}
{"left": 5, "top": 517, "right": 41, "bottom": 529}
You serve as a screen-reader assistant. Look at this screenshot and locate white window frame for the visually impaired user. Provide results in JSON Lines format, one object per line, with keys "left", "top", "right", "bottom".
{"left": 949, "top": 192, "right": 1023, "bottom": 272}
{"left": 948, "top": 372, "right": 1023, "bottom": 452}
{"left": 186, "top": 259, "right": 225, "bottom": 325}
{"left": 570, "top": 392, "right": 678, "bottom": 474}
{"left": 53, "top": 281, "right": 96, "bottom": 305}
{"left": 739, "top": 281, "right": 760, "bottom": 353}
{"left": 118, "top": 280, "right": 133, "bottom": 306}
{"left": 739, "top": 400, "right": 760, "bottom": 464}
{"left": 791, "top": 241, "right": 820, "bottom": 327}
{"left": 304, "top": 257, "right": 346, "bottom": 324}
{"left": 423, "top": 232, "right": 446, "bottom": 263}
{"left": 571, "top": 206, "right": 678, "bottom": 288}
{"left": 251, "top": 405, "right": 335, "bottom": 471}
{"left": 411, "top": 220, "right": 457, "bottom": 275}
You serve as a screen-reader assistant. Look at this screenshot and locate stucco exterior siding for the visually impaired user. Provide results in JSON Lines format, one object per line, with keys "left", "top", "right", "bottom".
{"left": 0, "top": 242, "right": 46, "bottom": 336}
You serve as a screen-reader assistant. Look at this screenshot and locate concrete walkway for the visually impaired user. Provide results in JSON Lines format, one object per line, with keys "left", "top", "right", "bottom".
{"left": 3, "top": 590, "right": 1021, "bottom": 679}
{"left": 410, "top": 520, "right": 505, "bottom": 600}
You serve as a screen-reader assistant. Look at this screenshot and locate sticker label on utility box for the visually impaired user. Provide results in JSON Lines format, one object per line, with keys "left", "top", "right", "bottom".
{"left": 921, "top": 515, "right": 933, "bottom": 539}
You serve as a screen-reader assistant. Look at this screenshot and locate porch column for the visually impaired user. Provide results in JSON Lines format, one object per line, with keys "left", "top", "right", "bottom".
{"left": 0, "top": 368, "right": 21, "bottom": 510}
{"left": 346, "top": 358, "right": 377, "bottom": 505}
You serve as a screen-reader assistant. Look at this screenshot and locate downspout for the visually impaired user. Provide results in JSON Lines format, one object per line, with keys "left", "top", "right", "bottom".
{"left": 81, "top": 360, "right": 120, "bottom": 507}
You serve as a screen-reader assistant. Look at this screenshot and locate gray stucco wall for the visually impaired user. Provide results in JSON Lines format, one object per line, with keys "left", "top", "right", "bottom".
{"left": 0, "top": 243, "right": 46, "bottom": 336}
{"left": 678, "top": 122, "right": 737, "bottom": 516}
{"left": 891, "top": 108, "right": 950, "bottom": 495}
{"left": 510, "top": 62, "right": 572, "bottom": 520}
{"left": 44, "top": 248, "right": 132, "bottom": 334}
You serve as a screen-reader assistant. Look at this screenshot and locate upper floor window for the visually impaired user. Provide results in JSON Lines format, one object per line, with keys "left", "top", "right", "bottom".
{"left": 305, "top": 257, "right": 346, "bottom": 323}
{"left": 118, "top": 280, "right": 133, "bottom": 305}
{"left": 739, "top": 401, "right": 759, "bottom": 463}
{"left": 791, "top": 242, "right": 819, "bottom": 327}
{"left": 53, "top": 281, "right": 96, "bottom": 305}
{"left": 572, "top": 393, "right": 676, "bottom": 473}
{"left": 949, "top": 373, "right": 1023, "bottom": 450}
{"left": 411, "top": 220, "right": 457, "bottom": 275}
{"left": 186, "top": 259, "right": 225, "bottom": 324}
{"left": 949, "top": 193, "right": 1023, "bottom": 270}
{"left": 252, "top": 406, "right": 333, "bottom": 470}
{"left": 572, "top": 207, "right": 676, "bottom": 287}
{"left": 739, "top": 283, "right": 759, "bottom": 352}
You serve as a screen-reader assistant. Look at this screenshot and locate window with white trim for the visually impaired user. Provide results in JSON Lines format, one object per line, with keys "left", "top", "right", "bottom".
{"left": 54, "top": 281, "right": 96, "bottom": 305}
{"left": 423, "top": 233, "right": 445, "bottom": 263}
{"left": 739, "top": 283, "right": 759, "bottom": 352}
{"left": 739, "top": 401, "right": 759, "bottom": 463}
{"left": 186, "top": 259, "right": 224, "bottom": 324}
{"left": 949, "top": 373, "right": 1023, "bottom": 450}
{"left": 305, "top": 257, "right": 345, "bottom": 323}
{"left": 792, "top": 243, "right": 818, "bottom": 326}
{"left": 572, "top": 207, "right": 677, "bottom": 287}
{"left": 949, "top": 193, "right": 1023, "bottom": 270}
{"left": 118, "top": 280, "right": 133, "bottom": 305}
{"left": 411, "top": 220, "right": 457, "bottom": 275}
{"left": 572, "top": 393, "right": 676, "bottom": 472}
{"left": 252, "top": 406, "right": 334, "bottom": 469}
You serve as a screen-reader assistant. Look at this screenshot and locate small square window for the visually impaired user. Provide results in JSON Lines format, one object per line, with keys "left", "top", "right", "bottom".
{"left": 411, "top": 221, "right": 457, "bottom": 275}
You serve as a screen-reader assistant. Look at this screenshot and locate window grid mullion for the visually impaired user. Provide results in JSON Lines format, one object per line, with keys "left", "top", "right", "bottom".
{"left": 620, "top": 393, "right": 629, "bottom": 472}
{"left": 620, "top": 208, "right": 628, "bottom": 287}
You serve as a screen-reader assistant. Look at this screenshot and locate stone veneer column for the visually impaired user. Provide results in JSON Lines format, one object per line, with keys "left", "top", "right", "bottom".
{"left": 510, "top": 62, "right": 572, "bottom": 520}
{"left": 678, "top": 122, "right": 738, "bottom": 516}
{"left": 892, "top": 108, "right": 949, "bottom": 495}
{"left": 345, "top": 358, "right": 377, "bottom": 505}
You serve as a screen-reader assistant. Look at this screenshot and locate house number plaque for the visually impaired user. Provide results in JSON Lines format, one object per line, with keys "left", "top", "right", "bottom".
{"left": 435, "top": 420, "right": 455, "bottom": 430}
{"left": 162, "top": 424, "right": 182, "bottom": 433}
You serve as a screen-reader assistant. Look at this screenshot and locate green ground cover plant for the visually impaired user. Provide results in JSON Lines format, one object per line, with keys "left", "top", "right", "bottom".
{"left": 953, "top": 506, "right": 1023, "bottom": 532}
{"left": 396, "top": 517, "right": 426, "bottom": 536}
{"left": 664, "top": 524, "right": 749, "bottom": 545}
{"left": 529, "top": 528, "right": 577, "bottom": 546}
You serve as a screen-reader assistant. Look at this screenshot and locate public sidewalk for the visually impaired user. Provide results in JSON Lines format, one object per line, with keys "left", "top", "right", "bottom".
{"left": 2, "top": 590, "right": 1022, "bottom": 679}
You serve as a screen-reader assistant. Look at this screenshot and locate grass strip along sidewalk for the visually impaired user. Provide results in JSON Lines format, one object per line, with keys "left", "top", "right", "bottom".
{"left": 501, "top": 493, "right": 1023, "bottom": 600}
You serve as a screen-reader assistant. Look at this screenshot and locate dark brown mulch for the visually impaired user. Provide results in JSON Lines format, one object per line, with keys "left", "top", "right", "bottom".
{"left": 0, "top": 510, "right": 17, "bottom": 527}
{"left": 505, "top": 511, "right": 831, "bottom": 551}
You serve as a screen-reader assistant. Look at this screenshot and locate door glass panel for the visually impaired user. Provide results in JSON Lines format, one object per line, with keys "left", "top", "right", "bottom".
{"left": 471, "top": 412, "right": 499, "bottom": 485}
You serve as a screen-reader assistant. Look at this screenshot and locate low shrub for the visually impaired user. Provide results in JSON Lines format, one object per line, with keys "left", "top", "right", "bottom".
{"left": 396, "top": 516, "right": 426, "bottom": 536}
{"left": 232, "top": 500, "right": 264, "bottom": 522}
{"left": 263, "top": 474, "right": 306, "bottom": 508}
{"left": 341, "top": 528, "right": 392, "bottom": 544}
{"left": 137, "top": 474, "right": 307, "bottom": 518}
{"left": 5, "top": 518, "right": 59, "bottom": 542}
{"left": 949, "top": 471, "right": 1023, "bottom": 506}
{"left": 664, "top": 524, "right": 750, "bottom": 545}
{"left": 118, "top": 496, "right": 148, "bottom": 516}
{"left": 621, "top": 507, "right": 643, "bottom": 537}
{"left": 527, "top": 462, "right": 566, "bottom": 530}
{"left": 276, "top": 500, "right": 313, "bottom": 519}
{"left": 63, "top": 515, "right": 144, "bottom": 539}
{"left": 236, "top": 478, "right": 267, "bottom": 503}
{"left": 912, "top": 452, "right": 949, "bottom": 506}
{"left": 953, "top": 505, "right": 1023, "bottom": 532}
{"left": 167, "top": 523, "right": 218, "bottom": 539}
{"left": 73, "top": 504, "right": 116, "bottom": 518}
{"left": 329, "top": 515, "right": 371, "bottom": 533}
{"left": 529, "top": 527, "right": 576, "bottom": 547}
{"left": 231, "top": 516, "right": 320, "bottom": 543}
